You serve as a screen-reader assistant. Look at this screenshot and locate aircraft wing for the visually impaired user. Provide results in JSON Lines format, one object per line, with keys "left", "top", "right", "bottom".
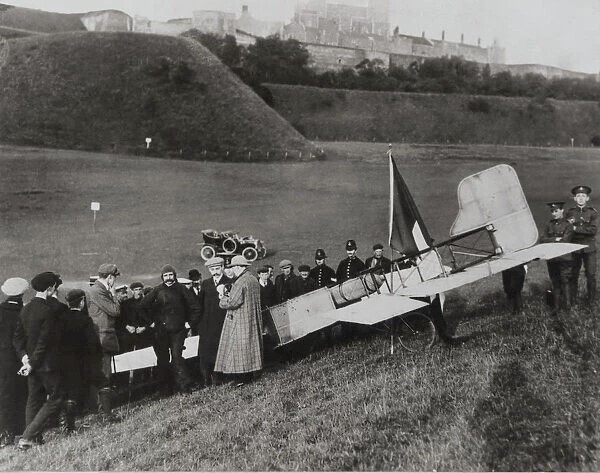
{"left": 112, "top": 335, "right": 199, "bottom": 373}
{"left": 393, "top": 242, "right": 585, "bottom": 298}
{"left": 326, "top": 294, "right": 429, "bottom": 325}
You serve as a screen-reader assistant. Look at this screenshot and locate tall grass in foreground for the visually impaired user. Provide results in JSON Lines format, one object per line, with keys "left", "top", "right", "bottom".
{"left": 0, "top": 293, "right": 598, "bottom": 471}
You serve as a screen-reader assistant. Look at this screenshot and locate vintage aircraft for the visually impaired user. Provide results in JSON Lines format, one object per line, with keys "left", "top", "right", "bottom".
{"left": 112, "top": 154, "right": 584, "bottom": 373}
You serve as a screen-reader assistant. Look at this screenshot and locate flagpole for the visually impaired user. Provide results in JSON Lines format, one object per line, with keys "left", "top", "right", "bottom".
{"left": 388, "top": 144, "right": 394, "bottom": 293}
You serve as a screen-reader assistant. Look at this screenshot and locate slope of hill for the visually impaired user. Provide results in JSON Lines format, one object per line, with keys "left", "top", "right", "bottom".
{"left": 0, "top": 32, "right": 314, "bottom": 160}
{"left": 267, "top": 84, "right": 600, "bottom": 147}
{"left": 0, "top": 3, "right": 84, "bottom": 33}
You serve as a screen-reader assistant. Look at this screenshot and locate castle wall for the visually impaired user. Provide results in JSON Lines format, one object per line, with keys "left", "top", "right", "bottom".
{"left": 133, "top": 16, "right": 189, "bottom": 35}
{"left": 81, "top": 11, "right": 132, "bottom": 32}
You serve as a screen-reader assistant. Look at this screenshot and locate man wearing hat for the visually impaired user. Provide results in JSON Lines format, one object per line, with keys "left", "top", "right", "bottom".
{"left": 540, "top": 202, "right": 575, "bottom": 311}
{"left": 0, "top": 277, "right": 28, "bottom": 447}
{"left": 87, "top": 263, "right": 121, "bottom": 380}
{"left": 298, "top": 265, "right": 317, "bottom": 294}
{"left": 274, "top": 260, "right": 304, "bottom": 304}
{"left": 308, "top": 249, "right": 337, "bottom": 289}
{"left": 565, "top": 185, "right": 598, "bottom": 304}
{"left": 188, "top": 269, "right": 202, "bottom": 301}
{"left": 13, "top": 272, "right": 65, "bottom": 450}
{"left": 195, "top": 257, "right": 231, "bottom": 387}
{"left": 60, "top": 289, "right": 119, "bottom": 432}
{"left": 365, "top": 244, "right": 392, "bottom": 273}
{"left": 119, "top": 282, "right": 153, "bottom": 353}
{"left": 336, "top": 240, "right": 367, "bottom": 283}
{"left": 139, "top": 264, "right": 200, "bottom": 394}
{"left": 215, "top": 256, "right": 263, "bottom": 386}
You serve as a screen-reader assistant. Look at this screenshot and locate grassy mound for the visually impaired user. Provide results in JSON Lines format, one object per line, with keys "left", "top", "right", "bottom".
{"left": 268, "top": 84, "right": 600, "bottom": 147}
{"left": 0, "top": 32, "right": 314, "bottom": 160}
{"left": 0, "top": 4, "right": 84, "bottom": 34}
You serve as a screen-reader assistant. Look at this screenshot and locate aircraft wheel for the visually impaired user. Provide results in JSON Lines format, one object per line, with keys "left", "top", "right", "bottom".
{"left": 242, "top": 247, "right": 258, "bottom": 262}
{"left": 394, "top": 312, "right": 436, "bottom": 352}
{"left": 200, "top": 245, "right": 216, "bottom": 261}
{"left": 223, "top": 237, "right": 237, "bottom": 253}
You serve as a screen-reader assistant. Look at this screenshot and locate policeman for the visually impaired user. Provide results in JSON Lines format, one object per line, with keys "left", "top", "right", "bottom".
{"left": 336, "top": 240, "right": 366, "bottom": 283}
{"left": 565, "top": 185, "right": 598, "bottom": 304}
{"left": 540, "top": 201, "right": 574, "bottom": 311}
{"left": 308, "top": 249, "right": 337, "bottom": 289}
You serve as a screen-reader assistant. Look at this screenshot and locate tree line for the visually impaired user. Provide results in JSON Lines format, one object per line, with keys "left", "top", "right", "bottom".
{"left": 183, "top": 30, "right": 600, "bottom": 103}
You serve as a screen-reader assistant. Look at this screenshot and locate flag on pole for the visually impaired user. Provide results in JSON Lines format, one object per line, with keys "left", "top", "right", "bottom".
{"left": 388, "top": 151, "right": 433, "bottom": 255}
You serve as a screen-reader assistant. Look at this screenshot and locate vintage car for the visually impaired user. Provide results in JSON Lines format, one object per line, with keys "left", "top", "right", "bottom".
{"left": 199, "top": 229, "right": 267, "bottom": 262}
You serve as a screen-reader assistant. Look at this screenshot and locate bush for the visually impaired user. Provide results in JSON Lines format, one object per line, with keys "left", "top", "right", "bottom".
{"left": 591, "top": 135, "right": 600, "bottom": 147}
{"left": 467, "top": 97, "right": 491, "bottom": 113}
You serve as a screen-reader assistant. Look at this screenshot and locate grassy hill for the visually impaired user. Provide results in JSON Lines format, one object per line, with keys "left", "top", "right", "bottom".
{"left": 0, "top": 3, "right": 84, "bottom": 34}
{"left": 0, "top": 32, "right": 314, "bottom": 160}
{"left": 267, "top": 84, "right": 600, "bottom": 147}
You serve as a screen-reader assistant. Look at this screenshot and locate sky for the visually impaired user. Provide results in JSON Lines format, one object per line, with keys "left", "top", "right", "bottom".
{"left": 6, "top": 0, "right": 600, "bottom": 73}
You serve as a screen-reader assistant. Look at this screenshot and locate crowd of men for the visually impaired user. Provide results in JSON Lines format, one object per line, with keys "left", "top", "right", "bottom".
{"left": 0, "top": 184, "right": 596, "bottom": 451}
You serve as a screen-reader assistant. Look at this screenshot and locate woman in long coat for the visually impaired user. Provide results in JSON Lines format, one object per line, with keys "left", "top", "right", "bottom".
{"left": 215, "top": 256, "right": 263, "bottom": 380}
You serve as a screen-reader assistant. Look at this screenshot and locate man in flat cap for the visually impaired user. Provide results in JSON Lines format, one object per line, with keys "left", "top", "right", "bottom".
{"left": 215, "top": 256, "right": 263, "bottom": 386}
{"left": 0, "top": 277, "right": 28, "bottom": 447}
{"left": 336, "top": 240, "right": 367, "bottom": 283}
{"left": 194, "top": 257, "right": 231, "bottom": 387}
{"left": 365, "top": 244, "right": 392, "bottom": 273}
{"left": 13, "top": 272, "right": 65, "bottom": 450}
{"left": 309, "top": 249, "right": 337, "bottom": 289}
{"left": 274, "top": 260, "right": 305, "bottom": 304}
{"left": 87, "top": 263, "right": 121, "bottom": 380}
{"left": 60, "top": 289, "right": 119, "bottom": 432}
{"left": 565, "top": 185, "right": 598, "bottom": 304}
{"left": 540, "top": 201, "right": 575, "bottom": 311}
{"left": 119, "top": 282, "right": 153, "bottom": 354}
{"left": 139, "top": 264, "right": 200, "bottom": 394}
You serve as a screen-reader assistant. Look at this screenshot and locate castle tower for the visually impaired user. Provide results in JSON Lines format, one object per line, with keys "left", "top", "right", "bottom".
{"left": 368, "top": 0, "right": 390, "bottom": 36}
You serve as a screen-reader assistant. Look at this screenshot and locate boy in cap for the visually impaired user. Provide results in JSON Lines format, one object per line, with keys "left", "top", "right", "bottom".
{"left": 13, "top": 272, "right": 65, "bottom": 450}
{"left": 309, "top": 249, "right": 337, "bottom": 289}
{"left": 336, "top": 240, "right": 366, "bottom": 283}
{"left": 87, "top": 263, "right": 121, "bottom": 380}
{"left": 274, "top": 260, "right": 304, "bottom": 304}
{"left": 195, "top": 257, "right": 231, "bottom": 387}
{"left": 365, "top": 244, "right": 392, "bottom": 273}
{"left": 565, "top": 185, "right": 598, "bottom": 304}
{"left": 0, "top": 277, "right": 28, "bottom": 447}
{"left": 540, "top": 201, "right": 575, "bottom": 311}
{"left": 139, "top": 264, "right": 200, "bottom": 394}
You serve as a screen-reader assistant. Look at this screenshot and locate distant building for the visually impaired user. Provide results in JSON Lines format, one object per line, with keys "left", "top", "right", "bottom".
{"left": 80, "top": 10, "right": 132, "bottom": 32}
{"left": 237, "top": 5, "right": 282, "bottom": 37}
{"left": 133, "top": 15, "right": 190, "bottom": 35}
{"left": 192, "top": 10, "right": 236, "bottom": 36}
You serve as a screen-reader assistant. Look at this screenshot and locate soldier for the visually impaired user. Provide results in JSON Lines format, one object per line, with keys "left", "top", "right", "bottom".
{"left": 565, "top": 185, "right": 598, "bottom": 304}
{"left": 365, "top": 243, "right": 392, "bottom": 273}
{"left": 139, "top": 265, "right": 200, "bottom": 394}
{"left": 298, "top": 265, "right": 317, "bottom": 293}
{"left": 13, "top": 272, "right": 65, "bottom": 450}
{"left": 308, "top": 249, "right": 337, "bottom": 289}
{"left": 274, "top": 260, "right": 305, "bottom": 304}
{"left": 195, "top": 257, "right": 231, "bottom": 387}
{"left": 540, "top": 201, "right": 575, "bottom": 311}
{"left": 87, "top": 264, "right": 121, "bottom": 380}
{"left": 0, "top": 277, "right": 28, "bottom": 447}
{"left": 336, "top": 240, "right": 367, "bottom": 283}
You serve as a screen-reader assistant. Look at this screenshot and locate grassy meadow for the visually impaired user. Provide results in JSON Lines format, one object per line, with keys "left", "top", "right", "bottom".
{"left": 0, "top": 141, "right": 599, "bottom": 470}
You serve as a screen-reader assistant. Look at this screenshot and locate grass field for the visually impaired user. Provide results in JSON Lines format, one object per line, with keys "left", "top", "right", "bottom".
{"left": 0, "top": 141, "right": 599, "bottom": 470}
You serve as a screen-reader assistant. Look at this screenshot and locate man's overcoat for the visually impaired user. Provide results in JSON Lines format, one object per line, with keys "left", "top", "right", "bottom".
{"left": 215, "top": 270, "right": 263, "bottom": 374}
{"left": 87, "top": 280, "right": 120, "bottom": 354}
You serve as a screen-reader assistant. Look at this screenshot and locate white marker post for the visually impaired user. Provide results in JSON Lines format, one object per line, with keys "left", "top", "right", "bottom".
{"left": 91, "top": 201, "right": 100, "bottom": 233}
{"left": 145, "top": 137, "right": 152, "bottom": 149}
{"left": 570, "top": 138, "right": 575, "bottom": 148}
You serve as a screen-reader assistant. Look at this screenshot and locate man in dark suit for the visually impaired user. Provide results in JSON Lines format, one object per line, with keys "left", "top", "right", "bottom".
{"left": 274, "top": 260, "right": 305, "bottom": 304}
{"left": 0, "top": 277, "right": 28, "bottom": 448}
{"left": 365, "top": 243, "right": 392, "bottom": 273}
{"left": 195, "top": 257, "right": 231, "bottom": 387}
{"left": 188, "top": 269, "right": 202, "bottom": 302}
{"left": 13, "top": 272, "right": 65, "bottom": 450}
{"left": 139, "top": 264, "right": 200, "bottom": 394}
{"left": 336, "top": 240, "right": 367, "bottom": 283}
{"left": 298, "top": 265, "right": 317, "bottom": 294}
